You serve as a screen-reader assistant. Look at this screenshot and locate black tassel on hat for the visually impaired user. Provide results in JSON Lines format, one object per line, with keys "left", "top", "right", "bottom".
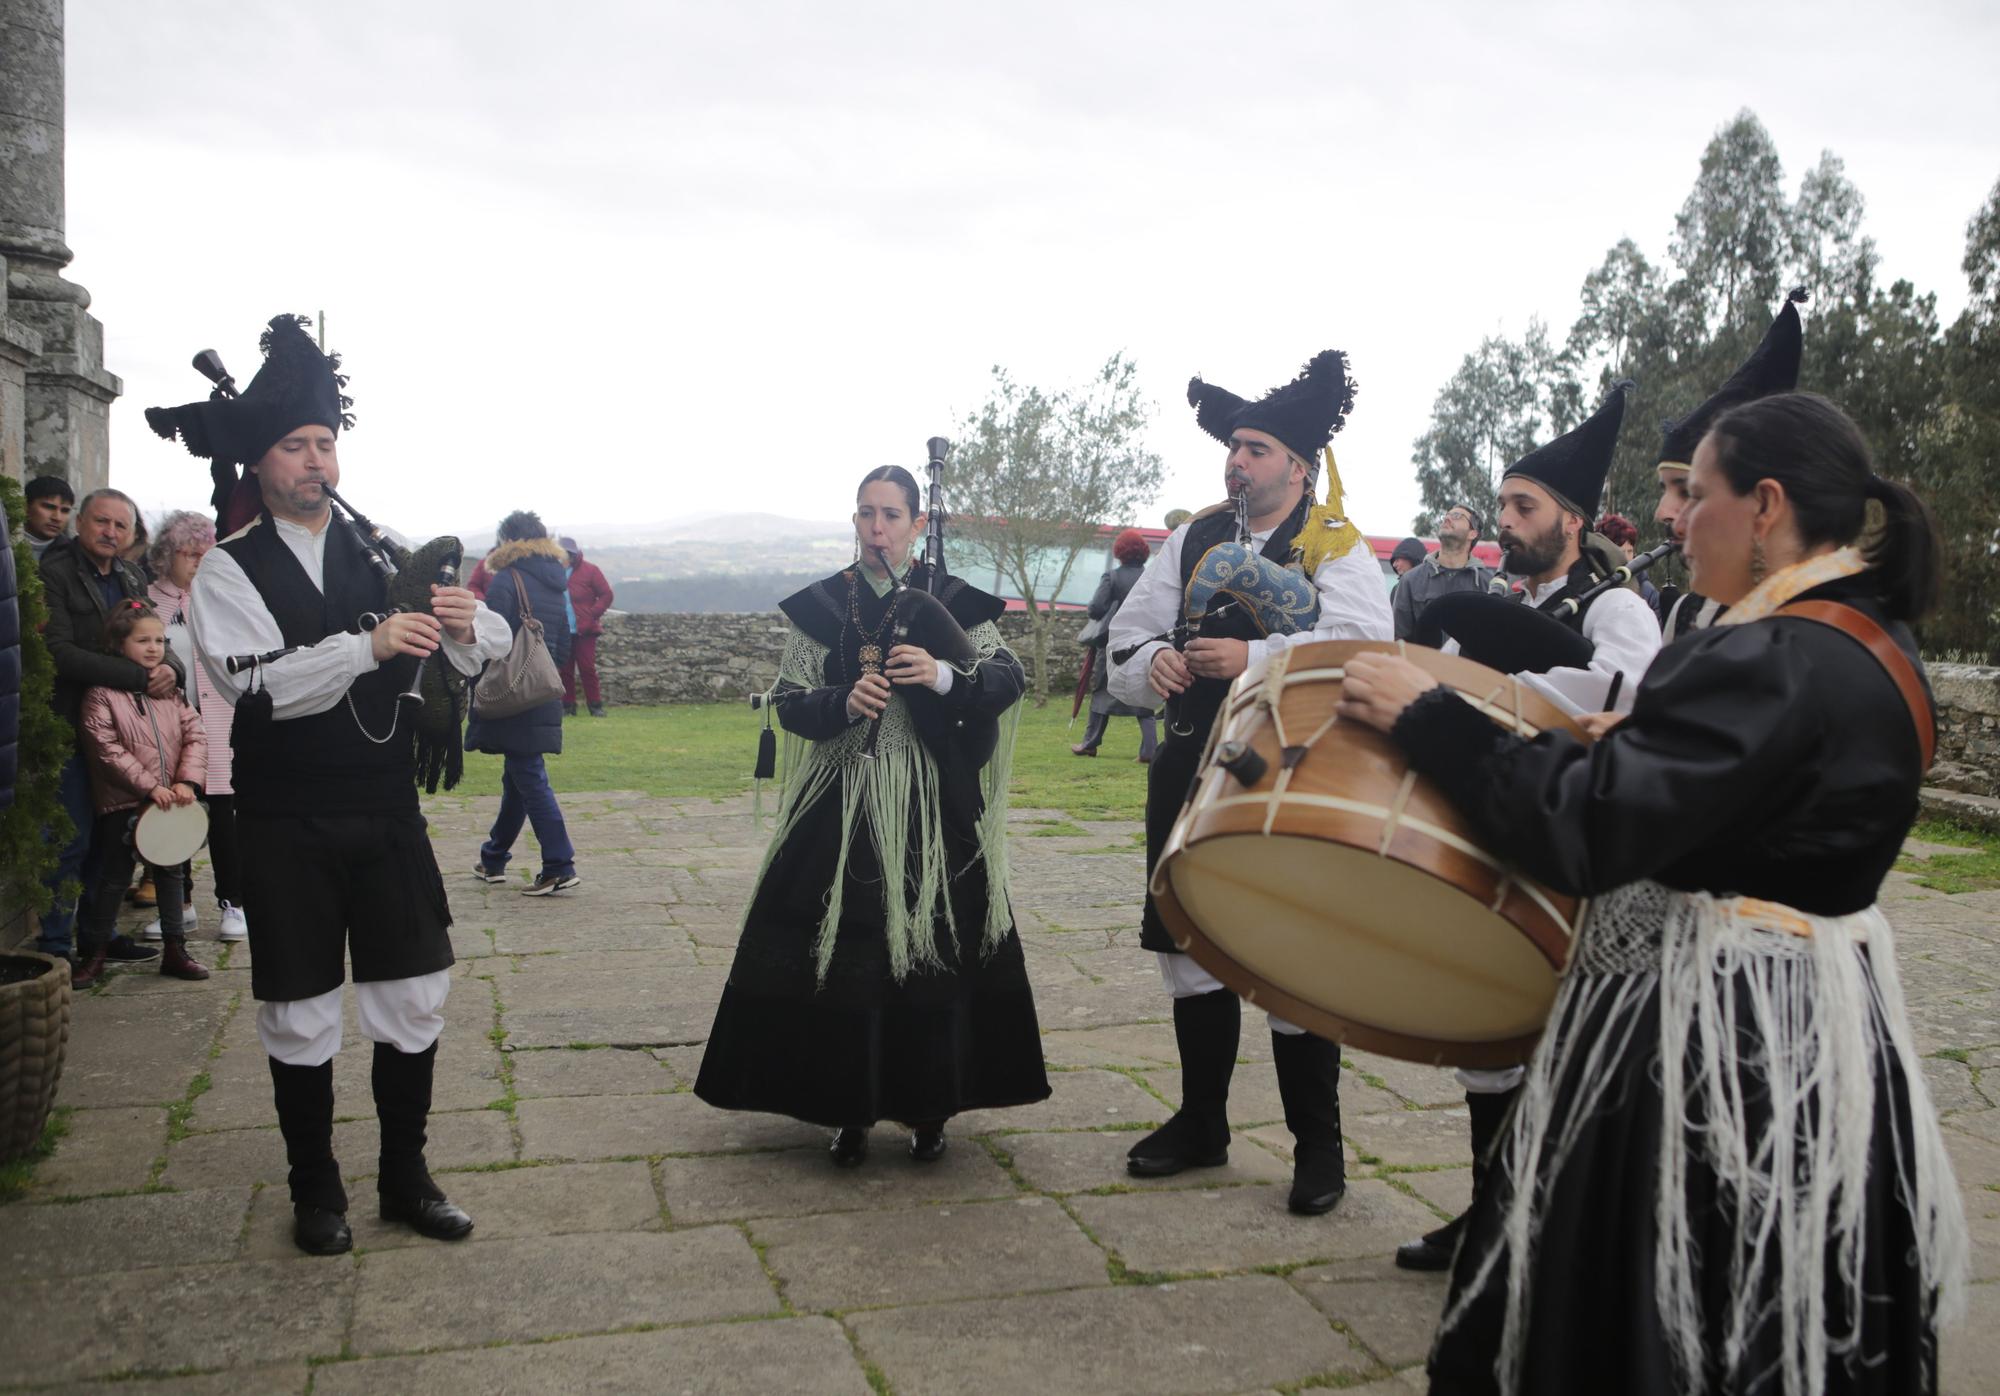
{"left": 1502, "top": 380, "right": 1633, "bottom": 520}
{"left": 1658, "top": 289, "right": 1806, "bottom": 469}
{"left": 1187, "top": 350, "right": 1357, "bottom": 464}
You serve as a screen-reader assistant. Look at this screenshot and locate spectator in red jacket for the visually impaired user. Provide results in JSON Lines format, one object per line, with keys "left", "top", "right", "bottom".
{"left": 558, "top": 537, "right": 614, "bottom": 716}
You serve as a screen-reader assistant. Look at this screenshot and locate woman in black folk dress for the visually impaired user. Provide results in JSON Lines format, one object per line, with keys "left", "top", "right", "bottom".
{"left": 695, "top": 466, "right": 1049, "bottom": 1165}
{"left": 1339, "top": 394, "right": 1965, "bottom": 1396}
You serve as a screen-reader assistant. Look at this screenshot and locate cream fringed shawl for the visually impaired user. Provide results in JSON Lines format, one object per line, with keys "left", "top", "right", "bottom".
{"left": 750, "top": 618, "right": 1021, "bottom": 986}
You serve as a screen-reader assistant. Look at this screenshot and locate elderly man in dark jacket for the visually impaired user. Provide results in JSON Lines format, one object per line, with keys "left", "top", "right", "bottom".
{"left": 35, "top": 488, "right": 183, "bottom": 965}
{"left": 467, "top": 511, "right": 579, "bottom": 896}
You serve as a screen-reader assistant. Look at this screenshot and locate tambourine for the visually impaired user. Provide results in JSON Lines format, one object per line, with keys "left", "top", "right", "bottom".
{"left": 131, "top": 801, "right": 210, "bottom": 865}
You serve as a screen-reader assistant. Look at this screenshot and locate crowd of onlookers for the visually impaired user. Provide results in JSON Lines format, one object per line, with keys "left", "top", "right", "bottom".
{"left": 13, "top": 475, "right": 617, "bottom": 984}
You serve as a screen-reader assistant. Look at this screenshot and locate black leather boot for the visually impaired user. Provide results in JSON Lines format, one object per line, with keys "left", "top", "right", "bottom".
{"left": 268, "top": 1057, "right": 350, "bottom": 1255}
{"left": 909, "top": 1120, "right": 947, "bottom": 1162}
{"left": 1127, "top": 988, "right": 1238, "bottom": 1176}
{"left": 373, "top": 1041, "right": 474, "bottom": 1241}
{"left": 1395, "top": 1082, "right": 1519, "bottom": 1270}
{"left": 830, "top": 1126, "right": 869, "bottom": 1166}
{"left": 1272, "top": 1029, "right": 1346, "bottom": 1215}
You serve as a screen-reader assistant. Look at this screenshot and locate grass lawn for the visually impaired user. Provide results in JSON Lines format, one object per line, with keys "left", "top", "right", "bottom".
{"left": 457, "top": 700, "right": 1151, "bottom": 824}
{"left": 1897, "top": 818, "right": 2000, "bottom": 894}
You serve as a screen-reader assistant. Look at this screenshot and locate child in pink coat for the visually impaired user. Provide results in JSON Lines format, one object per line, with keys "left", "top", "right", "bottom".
{"left": 72, "top": 602, "right": 210, "bottom": 988}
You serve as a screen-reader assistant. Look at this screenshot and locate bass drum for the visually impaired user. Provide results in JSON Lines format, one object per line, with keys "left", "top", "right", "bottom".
{"left": 1150, "top": 640, "right": 1591, "bottom": 1068}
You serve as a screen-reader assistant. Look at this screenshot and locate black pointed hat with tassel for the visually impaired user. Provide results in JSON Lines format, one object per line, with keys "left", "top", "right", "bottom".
{"left": 1187, "top": 350, "right": 1356, "bottom": 465}
{"left": 145, "top": 314, "right": 353, "bottom": 530}
{"left": 1501, "top": 380, "right": 1633, "bottom": 520}
{"left": 1658, "top": 289, "right": 1806, "bottom": 472}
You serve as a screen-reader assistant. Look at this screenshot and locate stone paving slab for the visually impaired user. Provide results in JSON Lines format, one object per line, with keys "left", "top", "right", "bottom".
{"left": 1289, "top": 1257, "right": 1451, "bottom": 1369}
{"left": 846, "top": 1273, "right": 1370, "bottom": 1395}
{"left": 953, "top": 1067, "right": 1167, "bottom": 1134}
{"left": 56, "top": 992, "right": 231, "bottom": 1110}
{"left": 240, "top": 1160, "right": 662, "bottom": 1259}
{"left": 1039, "top": 1022, "right": 1179, "bottom": 1069}
{"left": 160, "top": 1108, "right": 516, "bottom": 1190}
{"left": 2, "top": 1257, "right": 352, "bottom": 1386}
{"left": 311, "top": 1318, "right": 872, "bottom": 1396}
{"left": 508, "top": 1043, "right": 679, "bottom": 1097}
{"left": 498, "top": 960, "right": 729, "bottom": 1048}
{"left": 2, "top": 1187, "right": 249, "bottom": 1276}
{"left": 1344, "top": 1104, "right": 1478, "bottom": 1167}
{"left": 517, "top": 1092, "right": 823, "bottom": 1160}
{"left": 42, "top": 1365, "right": 310, "bottom": 1395}
{"left": 1070, "top": 1178, "right": 1442, "bottom": 1275}
{"left": 24, "top": 1105, "right": 167, "bottom": 1198}
{"left": 1000, "top": 1128, "right": 1293, "bottom": 1194}
{"left": 657, "top": 1138, "right": 1016, "bottom": 1224}
{"left": 754, "top": 1195, "right": 1108, "bottom": 1311}
{"left": 348, "top": 1228, "right": 779, "bottom": 1353}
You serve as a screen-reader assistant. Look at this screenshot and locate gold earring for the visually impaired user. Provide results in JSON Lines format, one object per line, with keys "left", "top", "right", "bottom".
{"left": 1749, "top": 536, "right": 1768, "bottom": 585}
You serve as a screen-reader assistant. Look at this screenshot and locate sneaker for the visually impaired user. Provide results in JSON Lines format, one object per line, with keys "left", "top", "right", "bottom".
{"left": 141, "top": 904, "right": 198, "bottom": 941}
{"left": 470, "top": 864, "right": 508, "bottom": 884}
{"left": 104, "top": 934, "right": 162, "bottom": 963}
{"left": 562, "top": 701, "right": 577, "bottom": 717}
{"left": 217, "top": 902, "right": 249, "bottom": 942}
{"left": 522, "top": 872, "right": 581, "bottom": 896}
{"left": 587, "top": 703, "right": 606, "bottom": 718}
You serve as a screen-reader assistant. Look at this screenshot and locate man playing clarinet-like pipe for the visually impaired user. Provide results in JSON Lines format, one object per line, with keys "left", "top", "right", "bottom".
{"left": 158, "top": 315, "right": 512, "bottom": 1256}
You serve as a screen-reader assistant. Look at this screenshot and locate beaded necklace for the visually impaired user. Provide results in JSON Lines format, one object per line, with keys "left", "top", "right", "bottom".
{"left": 842, "top": 566, "right": 902, "bottom": 681}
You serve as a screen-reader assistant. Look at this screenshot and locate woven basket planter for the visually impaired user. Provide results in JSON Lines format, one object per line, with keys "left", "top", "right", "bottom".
{"left": 0, "top": 950, "right": 71, "bottom": 1163}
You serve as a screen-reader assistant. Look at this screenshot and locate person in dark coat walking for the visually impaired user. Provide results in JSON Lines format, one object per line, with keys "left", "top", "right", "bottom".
{"left": 467, "top": 511, "right": 580, "bottom": 896}
{"left": 1071, "top": 528, "right": 1160, "bottom": 761}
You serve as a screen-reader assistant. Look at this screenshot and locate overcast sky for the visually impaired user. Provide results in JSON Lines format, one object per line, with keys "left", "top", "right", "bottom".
{"left": 60, "top": 0, "right": 2000, "bottom": 542}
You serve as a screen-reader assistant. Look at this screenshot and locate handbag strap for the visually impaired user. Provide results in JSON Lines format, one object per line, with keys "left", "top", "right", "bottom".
{"left": 511, "top": 568, "right": 535, "bottom": 623}
{"left": 1776, "top": 599, "right": 1935, "bottom": 771}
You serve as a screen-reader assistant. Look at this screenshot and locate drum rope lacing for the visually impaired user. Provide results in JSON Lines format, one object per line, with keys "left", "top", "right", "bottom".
{"left": 1250, "top": 645, "right": 1346, "bottom": 837}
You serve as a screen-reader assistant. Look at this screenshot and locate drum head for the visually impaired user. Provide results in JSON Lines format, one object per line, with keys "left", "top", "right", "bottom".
{"left": 1160, "top": 834, "right": 1561, "bottom": 1068}
{"left": 134, "top": 802, "right": 210, "bottom": 865}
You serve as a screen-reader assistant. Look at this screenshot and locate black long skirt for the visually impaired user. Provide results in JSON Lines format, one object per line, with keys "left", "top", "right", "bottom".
{"left": 1429, "top": 957, "right": 1943, "bottom": 1396}
{"left": 694, "top": 789, "right": 1050, "bottom": 1129}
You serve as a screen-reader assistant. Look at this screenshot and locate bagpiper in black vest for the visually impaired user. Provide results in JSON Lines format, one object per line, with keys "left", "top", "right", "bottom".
{"left": 218, "top": 511, "right": 416, "bottom": 817}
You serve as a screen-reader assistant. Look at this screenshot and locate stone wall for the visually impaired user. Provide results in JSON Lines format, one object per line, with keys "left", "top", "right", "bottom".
{"left": 1931, "top": 663, "right": 2000, "bottom": 799}
{"left": 596, "top": 609, "right": 1092, "bottom": 706}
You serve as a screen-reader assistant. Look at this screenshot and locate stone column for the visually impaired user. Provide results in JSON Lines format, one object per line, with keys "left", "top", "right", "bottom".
{"left": 0, "top": 0, "right": 120, "bottom": 492}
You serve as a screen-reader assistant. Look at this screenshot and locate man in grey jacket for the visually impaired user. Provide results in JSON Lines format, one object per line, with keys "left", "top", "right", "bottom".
{"left": 1390, "top": 504, "right": 1497, "bottom": 641}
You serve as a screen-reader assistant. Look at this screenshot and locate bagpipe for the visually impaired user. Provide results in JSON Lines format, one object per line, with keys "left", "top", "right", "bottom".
{"left": 1111, "top": 494, "right": 1322, "bottom": 736}
{"left": 187, "top": 350, "right": 470, "bottom": 793}
{"left": 1416, "top": 537, "right": 1679, "bottom": 677}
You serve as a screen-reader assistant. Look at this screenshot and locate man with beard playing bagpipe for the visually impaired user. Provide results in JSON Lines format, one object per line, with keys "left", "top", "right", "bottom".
{"left": 1394, "top": 381, "right": 1663, "bottom": 1272}
{"left": 1108, "top": 351, "right": 1392, "bottom": 1215}
{"left": 153, "top": 315, "right": 512, "bottom": 1257}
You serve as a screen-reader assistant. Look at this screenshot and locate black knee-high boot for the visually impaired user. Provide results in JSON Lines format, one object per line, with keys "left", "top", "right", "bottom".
{"left": 1271, "top": 1029, "right": 1346, "bottom": 1215}
{"left": 373, "top": 1040, "right": 474, "bottom": 1240}
{"left": 1127, "top": 988, "right": 1239, "bottom": 1176}
{"left": 1396, "top": 1082, "right": 1520, "bottom": 1270}
{"left": 268, "top": 1057, "right": 350, "bottom": 1255}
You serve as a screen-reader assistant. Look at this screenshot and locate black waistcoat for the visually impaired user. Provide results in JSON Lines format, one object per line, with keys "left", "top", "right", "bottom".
{"left": 1171, "top": 502, "right": 1307, "bottom": 740}
{"left": 218, "top": 512, "right": 415, "bottom": 816}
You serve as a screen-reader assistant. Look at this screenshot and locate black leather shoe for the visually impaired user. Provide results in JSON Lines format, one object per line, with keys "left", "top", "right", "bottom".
{"left": 293, "top": 1205, "right": 353, "bottom": 1255}
{"left": 909, "top": 1124, "right": 947, "bottom": 1162}
{"left": 380, "top": 1193, "right": 474, "bottom": 1241}
{"left": 830, "top": 1126, "right": 869, "bottom": 1167}
{"left": 1126, "top": 1111, "right": 1229, "bottom": 1177}
{"left": 1395, "top": 1213, "right": 1465, "bottom": 1271}
{"left": 1287, "top": 1146, "right": 1347, "bottom": 1216}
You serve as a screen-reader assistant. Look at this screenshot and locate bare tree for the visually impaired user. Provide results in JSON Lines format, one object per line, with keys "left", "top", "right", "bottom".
{"left": 951, "top": 353, "right": 1165, "bottom": 701}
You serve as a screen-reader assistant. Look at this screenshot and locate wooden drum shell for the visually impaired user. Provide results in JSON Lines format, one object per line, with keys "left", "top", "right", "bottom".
{"left": 1150, "top": 640, "right": 1590, "bottom": 1068}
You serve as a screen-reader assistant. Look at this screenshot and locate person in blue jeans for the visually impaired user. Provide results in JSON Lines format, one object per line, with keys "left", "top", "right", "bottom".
{"left": 466, "top": 511, "right": 580, "bottom": 896}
